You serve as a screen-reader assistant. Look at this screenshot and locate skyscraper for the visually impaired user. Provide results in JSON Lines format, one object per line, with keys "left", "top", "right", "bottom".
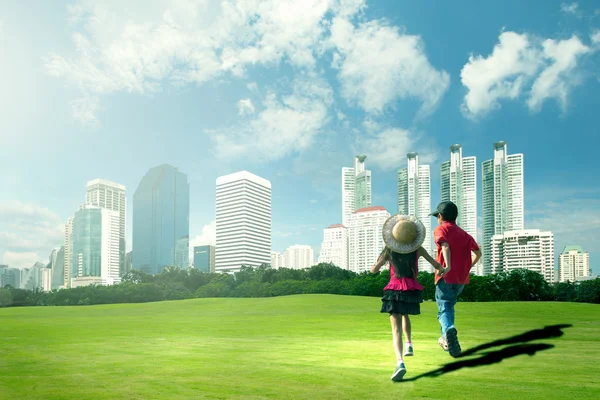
{"left": 559, "top": 246, "right": 590, "bottom": 282}
{"left": 397, "top": 152, "right": 432, "bottom": 267}
{"left": 317, "top": 224, "right": 348, "bottom": 270}
{"left": 174, "top": 235, "right": 189, "bottom": 269}
{"left": 215, "top": 171, "right": 271, "bottom": 273}
{"left": 482, "top": 141, "right": 524, "bottom": 275}
{"left": 50, "top": 246, "right": 65, "bottom": 290}
{"left": 440, "top": 144, "right": 479, "bottom": 273}
{"left": 341, "top": 156, "right": 372, "bottom": 227}
{"left": 86, "top": 179, "right": 127, "bottom": 276}
{"left": 70, "top": 205, "right": 120, "bottom": 287}
{"left": 132, "top": 164, "right": 190, "bottom": 275}
{"left": 347, "top": 206, "right": 390, "bottom": 273}
{"left": 270, "top": 251, "right": 284, "bottom": 269}
{"left": 64, "top": 217, "right": 73, "bottom": 288}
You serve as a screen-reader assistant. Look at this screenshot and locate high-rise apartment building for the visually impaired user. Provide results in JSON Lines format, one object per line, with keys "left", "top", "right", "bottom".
{"left": 70, "top": 205, "right": 121, "bottom": 287}
{"left": 49, "top": 246, "right": 65, "bottom": 290}
{"left": 559, "top": 246, "right": 590, "bottom": 282}
{"left": 64, "top": 217, "right": 73, "bottom": 288}
{"left": 482, "top": 141, "right": 524, "bottom": 274}
{"left": 397, "top": 152, "right": 432, "bottom": 266}
{"left": 270, "top": 251, "right": 284, "bottom": 269}
{"left": 490, "top": 229, "right": 554, "bottom": 281}
{"left": 215, "top": 171, "right": 271, "bottom": 273}
{"left": 342, "top": 156, "right": 372, "bottom": 227}
{"left": 174, "top": 235, "right": 189, "bottom": 269}
{"left": 283, "top": 245, "right": 314, "bottom": 270}
{"left": 348, "top": 206, "right": 390, "bottom": 273}
{"left": 132, "top": 164, "right": 190, "bottom": 275}
{"left": 317, "top": 224, "right": 349, "bottom": 270}
{"left": 86, "top": 179, "right": 127, "bottom": 276}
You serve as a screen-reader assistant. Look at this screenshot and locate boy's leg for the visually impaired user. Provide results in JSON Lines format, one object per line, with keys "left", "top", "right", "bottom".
{"left": 435, "top": 279, "right": 457, "bottom": 337}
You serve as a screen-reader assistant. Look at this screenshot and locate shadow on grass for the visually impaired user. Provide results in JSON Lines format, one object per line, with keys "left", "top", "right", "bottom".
{"left": 400, "top": 324, "right": 572, "bottom": 383}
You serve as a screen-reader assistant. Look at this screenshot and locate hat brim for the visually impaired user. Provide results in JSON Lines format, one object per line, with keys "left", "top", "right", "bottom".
{"left": 429, "top": 211, "right": 440, "bottom": 217}
{"left": 382, "top": 214, "right": 426, "bottom": 254}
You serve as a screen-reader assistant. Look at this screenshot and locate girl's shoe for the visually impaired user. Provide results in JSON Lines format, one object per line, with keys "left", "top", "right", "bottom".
{"left": 438, "top": 337, "right": 449, "bottom": 351}
{"left": 404, "top": 345, "right": 414, "bottom": 356}
{"left": 391, "top": 363, "right": 406, "bottom": 382}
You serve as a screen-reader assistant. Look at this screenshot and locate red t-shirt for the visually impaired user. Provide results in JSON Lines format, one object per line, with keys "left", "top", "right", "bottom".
{"left": 434, "top": 221, "right": 479, "bottom": 285}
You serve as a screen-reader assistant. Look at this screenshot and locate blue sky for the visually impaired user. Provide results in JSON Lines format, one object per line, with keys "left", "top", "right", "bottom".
{"left": 1, "top": 0, "right": 599, "bottom": 274}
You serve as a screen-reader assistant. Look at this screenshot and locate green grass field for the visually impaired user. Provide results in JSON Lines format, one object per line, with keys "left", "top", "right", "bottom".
{"left": 1, "top": 295, "right": 598, "bottom": 399}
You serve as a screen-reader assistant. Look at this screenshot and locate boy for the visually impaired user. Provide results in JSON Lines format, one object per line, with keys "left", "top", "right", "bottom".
{"left": 430, "top": 201, "right": 482, "bottom": 357}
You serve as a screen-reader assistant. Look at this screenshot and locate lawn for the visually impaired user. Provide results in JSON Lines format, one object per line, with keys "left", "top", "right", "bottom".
{"left": 0, "top": 295, "right": 598, "bottom": 399}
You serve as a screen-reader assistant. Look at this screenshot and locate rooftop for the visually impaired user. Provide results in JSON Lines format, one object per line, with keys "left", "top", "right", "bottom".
{"left": 353, "top": 206, "right": 387, "bottom": 214}
{"left": 86, "top": 178, "right": 126, "bottom": 190}
{"left": 216, "top": 170, "right": 271, "bottom": 188}
{"left": 327, "top": 224, "right": 345, "bottom": 229}
{"left": 561, "top": 245, "right": 586, "bottom": 253}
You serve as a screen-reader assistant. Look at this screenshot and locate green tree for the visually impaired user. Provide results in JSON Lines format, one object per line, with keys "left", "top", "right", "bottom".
{"left": 0, "top": 288, "right": 13, "bottom": 307}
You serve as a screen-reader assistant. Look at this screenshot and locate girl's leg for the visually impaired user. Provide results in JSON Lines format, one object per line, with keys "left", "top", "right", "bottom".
{"left": 389, "top": 313, "right": 403, "bottom": 363}
{"left": 402, "top": 315, "right": 412, "bottom": 343}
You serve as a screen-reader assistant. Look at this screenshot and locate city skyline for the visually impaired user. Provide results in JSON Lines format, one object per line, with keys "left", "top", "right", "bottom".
{"left": 1, "top": 0, "right": 599, "bottom": 276}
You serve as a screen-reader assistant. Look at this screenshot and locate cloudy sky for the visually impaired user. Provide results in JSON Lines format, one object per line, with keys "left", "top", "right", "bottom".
{"left": 1, "top": 0, "right": 599, "bottom": 274}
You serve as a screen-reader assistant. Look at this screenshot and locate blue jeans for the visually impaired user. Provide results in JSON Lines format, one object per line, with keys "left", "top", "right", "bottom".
{"left": 435, "top": 278, "right": 464, "bottom": 337}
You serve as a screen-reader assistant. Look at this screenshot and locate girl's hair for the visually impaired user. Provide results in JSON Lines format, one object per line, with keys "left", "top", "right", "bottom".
{"left": 382, "top": 246, "right": 417, "bottom": 278}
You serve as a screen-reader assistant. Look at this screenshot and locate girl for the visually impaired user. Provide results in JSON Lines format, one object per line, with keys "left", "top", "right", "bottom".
{"left": 371, "top": 214, "right": 445, "bottom": 382}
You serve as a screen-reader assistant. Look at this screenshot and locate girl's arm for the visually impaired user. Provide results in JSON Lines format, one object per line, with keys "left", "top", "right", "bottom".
{"left": 417, "top": 246, "right": 445, "bottom": 275}
{"left": 370, "top": 248, "right": 389, "bottom": 273}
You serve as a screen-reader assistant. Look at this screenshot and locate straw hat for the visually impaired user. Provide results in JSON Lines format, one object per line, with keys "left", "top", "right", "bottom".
{"left": 382, "top": 214, "right": 426, "bottom": 254}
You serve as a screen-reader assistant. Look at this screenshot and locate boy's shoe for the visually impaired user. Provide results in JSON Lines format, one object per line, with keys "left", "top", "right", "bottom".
{"left": 391, "top": 363, "right": 406, "bottom": 382}
{"left": 445, "top": 327, "right": 461, "bottom": 357}
{"left": 438, "top": 337, "right": 449, "bottom": 351}
{"left": 404, "top": 345, "right": 414, "bottom": 356}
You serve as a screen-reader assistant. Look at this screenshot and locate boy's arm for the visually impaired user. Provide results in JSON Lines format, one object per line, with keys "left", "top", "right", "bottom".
{"left": 417, "top": 246, "right": 444, "bottom": 273}
{"left": 440, "top": 242, "right": 452, "bottom": 273}
{"left": 472, "top": 248, "right": 482, "bottom": 267}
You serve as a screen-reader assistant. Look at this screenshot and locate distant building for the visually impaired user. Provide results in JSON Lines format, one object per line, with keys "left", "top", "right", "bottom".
{"left": 270, "top": 251, "right": 284, "bottom": 269}
{"left": 174, "top": 235, "right": 190, "bottom": 269}
{"left": 133, "top": 164, "right": 189, "bottom": 275}
{"left": 193, "top": 245, "right": 215, "bottom": 273}
{"left": 559, "top": 246, "right": 590, "bottom": 282}
{"left": 50, "top": 247, "right": 65, "bottom": 290}
{"left": 348, "top": 206, "right": 390, "bottom": 273}
{"left": 125, "top": 251, "right": 132, "bottom": 274}
{"left": 491, "top": 229, "right": 554, "bottom": 282}
{"left": 70, "top": 205, "right": 120, "bottom": 287}
{"left": 215, "top": 171, "right": 271, "bottom": 273}
{"left": 342, "top": 156, "right": 372, "bottom": 227}
{"left": 86, "top": 179, "right": 127, "bottom": 276}
{"left": 482, "top": 141, "right": 524, "bottom": 275}
{"left": 22, "top": 262, "right": 46, "bottom": 290}
{"left": 318, "top": 224, "right": 348, "bottom": 270}
{"left": 283, "top": 245, "right": 314, "bottom": 270}
{"left": 0, "top": 267, "right": 20, "bottom": 288}
{"left": 398, "top": 152, "right": 432, "bottom": 264}
{"left": 64, "top": 217, "right": 73, "bottom": 288}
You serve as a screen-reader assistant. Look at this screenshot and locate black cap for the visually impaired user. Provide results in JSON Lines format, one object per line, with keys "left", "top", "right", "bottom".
{"left": 429, "top": 201, "right": 458, "bottom": 220}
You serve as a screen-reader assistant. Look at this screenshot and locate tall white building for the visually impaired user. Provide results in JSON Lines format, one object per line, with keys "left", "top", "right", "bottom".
{"left": 70, "top": 205, "right": 121, "bottom": 287}
{"left": 348, "top": 206, "right": 390, "bottom": 273}
{"left": 317, "top": 224, "right": 349, "bottom": 270}
{"left": 398, "top": 152, "right": 432, "bottom": 265}
{"left": 482, "top": 141, "right": 524, "bottom": 275}
{"left": 559, "top": 246, "right": 590, "bottom": 282}
{"left": 64, "top": 217, "right": 73, "bottom": 288}
{"left": 270, "top": 251, "right": 284, "bottom": 269}
{"left": 441, "top": 145, "right": 480, "bottom": 275}
{"left": 490, "top": 229, "right": 554, "bottom": 282}
{"left": 341, "top": 156, "right": 372, "bottom": 227}
{"left": 86, "top": 179, "right": 127, "bottom": 276}
{"left": 215, "top": 171, "right": 272, "bottom": 273}
{"left": 283, "top": 245, "right": 314, "bottom": 270}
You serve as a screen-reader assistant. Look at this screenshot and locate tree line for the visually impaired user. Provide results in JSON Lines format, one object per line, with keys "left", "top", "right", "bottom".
{"left": 0, "top": 263, "right": 598, "bottom": 307}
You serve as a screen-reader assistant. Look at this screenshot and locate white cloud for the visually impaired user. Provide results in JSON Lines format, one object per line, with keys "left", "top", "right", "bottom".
{"left": 237, "top": 98, "right": 255, "bottom": 116}
{"left": 461, "top": 31, "right": 593, "bottom": 118}
{"left": 71, "top": 97, "right": 100, "bottom": 126}
{"left": 461, "top": 31, "right": 542, "bottom": 117}
{"left": 188, "top": 220, "right": 216, "bottom": 260}
{"left": 591, "top": 30, "right": 600, "bottom": 44}
{"left": 0, "top": 201, "right": 64, "bottom": 269}
{"left": 528, "top": 36, "right": 590, "bottom": 111}
{"left": 329, "top": 17, "right": 450, "bottom": 116}
{"left": 207, "top": 75, "right": 332, "bottom": 161}
{"left": 354, "top": 126, "right": 438, "bottom": 171}
{"left": 560, "top": 2, "right": 579, "bottom": 16}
